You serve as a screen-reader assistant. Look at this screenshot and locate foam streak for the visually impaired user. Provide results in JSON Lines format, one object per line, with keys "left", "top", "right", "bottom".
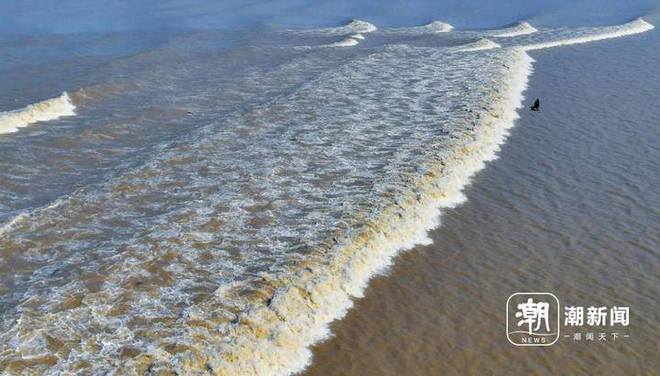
{"left": 524, "top": 18, "right": 653, "bottom": 50}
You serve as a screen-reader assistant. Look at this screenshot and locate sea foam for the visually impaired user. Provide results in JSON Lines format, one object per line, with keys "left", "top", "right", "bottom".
{"left": 492, "top": 21, "right": 538, "bottom": 37}
{"left": 0, "top": 92, "right": 76, "bottom": 134}
{"left": 379, "top": 20, "right": 454, "bottom": 34}
{"left": 315, "top": 19, "right": 377, "bottom": 34}
{"left": 323, "top": 34, "right": 363, "bottom": 47}
{"left": 208, "top": 49, "right": 534, "bottom": 376}
{"left": 454, "top": 38, "right": 501, "bottom": 52}
{"left": 416, "top": 21, "right": 455, "bottom": 33}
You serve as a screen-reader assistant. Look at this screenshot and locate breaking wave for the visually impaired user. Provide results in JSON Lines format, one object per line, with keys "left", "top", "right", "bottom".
{"left": 322, "top": 34, "right": 363, "bottom": 47}
{"left": 211, "top": 49, "right": 533, "bottom": 376}
{"left": 0, "top": 16, "right": 654, "bottom": 376}
{"left": 491, "top": 21, "right": 538, "bottom": 37}
{"left": 453, "top": 38, "right": 501, "bottom": 52}
{"left": 522, "top": 18, "right": 654, "bottom": 50}
{"left": 378, "top": 20, "right": 454, "bottom": 35}
{"left": 299, "top": 19, "right": 376, "bottom": 48}
{"left": 313, "top": 19, "right": 377, "bottom": 34}
{"left": 0, "top": 92, "right": 75, "bottom": 134}
{"left": 422, "top": 21, "right": 455, "bottom": 33}
{"left": 407, "top": 20, "right": 454, "bottom": 33}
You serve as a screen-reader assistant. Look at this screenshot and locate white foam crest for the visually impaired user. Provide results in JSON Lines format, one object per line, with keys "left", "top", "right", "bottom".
{"left": 208, "top": 49, "right": 534, "bottom": 376}
{"left": 0, "top": 92, "right": 76, "bottom": 134}
{"left": 381, "top": 20, "right": 454, "bottom": 34}
{"left": 344, "top": 19, "right": 377, "bottom": 33}
{"left": 523, "top": 18, "right": 653, "bottom": 50}
{"left": 322, "top": 35, "right": 362, "bottom": 48}
{"left": 417, "top": 20, "right": 455, "bottom": 33}
{"left": 453, "top": 38, "right": 501, "bottom": 52}
{"left": 0, "top": 213, "right": 30, "bottom": 237}
{"left": 491, "top": 21, "right": 538, "bottom": 37}
{"left": 314, "top": 19, "right": 377, "bottom": 34}
{"left": 0, "top": 197, "right": 66, "bottom": 238}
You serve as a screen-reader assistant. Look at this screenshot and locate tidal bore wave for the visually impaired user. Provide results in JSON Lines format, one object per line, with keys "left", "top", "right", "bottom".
{"left": 0, "top": 92, "right": 75, "bottom": 135}
{"left": 185, "top": 17, "right": 655, "bottom": 376}
{"left": 0, "top": 17, "right": 653, "bottom": 376}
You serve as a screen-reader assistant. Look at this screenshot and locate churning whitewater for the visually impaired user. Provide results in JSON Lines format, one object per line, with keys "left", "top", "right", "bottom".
{"left": 0, "top": 17, "right": 653, "bottom": 375}
{"left": 0, "top": 93, "right": 75, "bottom": 134}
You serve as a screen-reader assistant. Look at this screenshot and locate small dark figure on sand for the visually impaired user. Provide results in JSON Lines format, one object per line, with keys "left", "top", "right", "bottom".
{"left": 530, "top": 98, "right": 540, "bottom": 111}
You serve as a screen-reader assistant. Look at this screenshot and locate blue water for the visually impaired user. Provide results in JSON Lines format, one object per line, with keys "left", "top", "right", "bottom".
{"left": 2, "top": 0, "right": 658, "bottom": 109}
{"left": 2, "top": 0, "right": 659, "bottom": 106}
{"left": 2, "top": 0, "right": 659, "bottom": 35}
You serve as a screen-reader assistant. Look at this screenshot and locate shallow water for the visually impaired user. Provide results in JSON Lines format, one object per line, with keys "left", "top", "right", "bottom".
{"left": 1, "top": 2, "right": 658, "bottom": 375}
